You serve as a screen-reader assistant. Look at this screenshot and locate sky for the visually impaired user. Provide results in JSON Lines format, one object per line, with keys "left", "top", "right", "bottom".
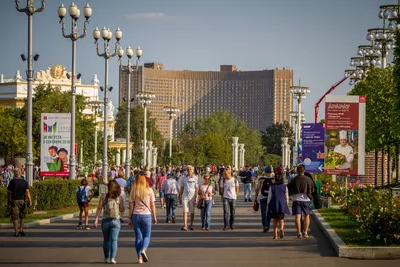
{"left": 0, "top": 0, "right": 390, "bottom": 123}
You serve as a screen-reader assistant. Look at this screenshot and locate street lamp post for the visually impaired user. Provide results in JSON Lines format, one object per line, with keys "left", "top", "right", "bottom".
{"left": 290, "top": 83, "right": 310, "bottom": 166}
{"left": 118, "top": 46, "right": 142, "bottom": 178}
{"left": 58, "top": 3, "right": 92, "bottom": 180}
{"left": 136, "top": 93, "right": 156, "bottom": 168}
{"left": 15, "top": 0, "right": 46, "bottom": 187}
{"left": 93, "top": 26, "right": 122, "bottom": 182}
{"left": 165, "top": 107, "right": 180, "bottom": 166}
{"left": 87, "top": 100, "right": 102, "bottom": 164}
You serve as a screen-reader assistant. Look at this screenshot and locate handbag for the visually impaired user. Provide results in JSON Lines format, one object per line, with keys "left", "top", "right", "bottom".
{"left": 197, "top": 183, "right": 211, "bottom": 209}
{"left": 253, "top": 200, "right": 259, "bottom": 212}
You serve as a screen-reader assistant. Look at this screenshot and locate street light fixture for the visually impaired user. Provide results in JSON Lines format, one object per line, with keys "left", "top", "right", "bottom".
{"left": 165, "top": 106, "right": 180, "bottom": 166}
{"left": 58, "top": 2, "right": 92, "bottom": 180}
{"left": 289, "top": 82, "right": 310, "bottom": 166}
{"left": 136, "top": 92, "right": 156, "bottom": 168}
{"left": 118, "top": 46, "right": 142, "bottom": 178}
{"left": 15, "top": 0, "right": 46, "bottom": 187}
{"left": 93, "top": 26, "right": 122, "bottom": 183}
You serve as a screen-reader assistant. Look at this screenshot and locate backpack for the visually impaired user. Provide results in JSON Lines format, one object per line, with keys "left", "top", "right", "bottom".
{"left": 103, "top": 195, "right": 120, "bottom": 219}
{"left": 260, "top": 177, "right": 273, "bottom": 197}
{"left": 76, "top": 186, "right": 87, "bottom": 204}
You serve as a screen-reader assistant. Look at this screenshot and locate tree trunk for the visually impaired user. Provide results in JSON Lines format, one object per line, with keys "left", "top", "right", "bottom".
{"left": 387, "top": 146, "right": 391, "bottom": 185}
{"left": 381, "top": 149, "right": 385, "bottom": 186}
{"left": 375, "top": 150, "right": 378, "bottom": 187}
{"left": 396, "top": 144, "right": 400, "bottom": 184}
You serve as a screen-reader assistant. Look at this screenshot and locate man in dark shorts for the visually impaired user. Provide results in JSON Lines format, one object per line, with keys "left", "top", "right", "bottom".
{"left": 7, "top": 168, "right": 32, "bottom": 237}
{"left": 287, "top": 165, "right": 314, "bottom": 239}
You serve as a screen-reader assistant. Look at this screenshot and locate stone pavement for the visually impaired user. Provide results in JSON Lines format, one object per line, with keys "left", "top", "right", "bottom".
{"left": 0, "top": 191, "right": 399, "bottom": 267}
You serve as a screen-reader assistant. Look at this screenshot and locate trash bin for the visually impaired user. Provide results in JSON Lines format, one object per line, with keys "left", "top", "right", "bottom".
{"left": 315, "top": 180, "right": 322, "bottom": 196}
{"left": 392, "top": 185, "right": 400, "bottom": 198}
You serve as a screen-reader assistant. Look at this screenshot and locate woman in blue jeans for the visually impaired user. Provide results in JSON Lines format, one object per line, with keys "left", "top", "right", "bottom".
{"left": 93, "top": 180, "right": 125, "bottom": 264}
{"left": 128, "top": 172, "right": 157, "bottom": 264}
{"left": 198, "top": 174, "right": 215, "bottom": 230}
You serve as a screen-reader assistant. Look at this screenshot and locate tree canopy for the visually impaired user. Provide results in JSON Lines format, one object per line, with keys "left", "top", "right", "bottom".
{"left": 177, "top": 110, "right": 264, "bottom": 166}
{"left": 262, "top": 121, "right": 294, "bottom": 156}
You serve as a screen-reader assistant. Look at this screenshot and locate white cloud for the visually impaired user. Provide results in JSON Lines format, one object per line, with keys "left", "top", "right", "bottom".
{"left": 126, "top": 12, "right": 166, "bottom": 21}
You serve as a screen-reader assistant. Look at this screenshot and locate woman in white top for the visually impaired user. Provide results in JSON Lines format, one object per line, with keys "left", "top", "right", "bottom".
{"left": 128, "top": 171, "right": 157, "bottom": 264}
{"left": 198, "top": 174, "right": 216, "bottom": 230}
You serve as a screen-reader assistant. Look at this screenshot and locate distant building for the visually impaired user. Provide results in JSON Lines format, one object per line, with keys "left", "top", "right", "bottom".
{"left": 118, "top": 63, "right": 293, "bottom": 139}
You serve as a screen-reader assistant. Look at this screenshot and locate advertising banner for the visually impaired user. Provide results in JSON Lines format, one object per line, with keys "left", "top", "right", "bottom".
{"left": 324, "top": 95, "right": 366, "bottom": 175}
{"left": 301, "top": 123, "right": 325, "bottom": 173}
{"left": 40, "top": 113, "right": 71, "bottom": 177}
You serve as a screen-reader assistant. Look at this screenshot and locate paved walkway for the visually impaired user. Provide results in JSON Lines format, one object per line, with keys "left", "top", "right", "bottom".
{"left": 0, "top": 189, "right": 399, "bottom": 266}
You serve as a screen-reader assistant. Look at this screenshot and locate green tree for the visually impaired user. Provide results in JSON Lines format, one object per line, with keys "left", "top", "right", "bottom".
{"left": 178, "top": 110, "right": 264, "bottom": 166}
{"left": 114, "top": 105, "right": 164, "bottom": 167}
{"left": 262, "top": 121, "right": 294, "bottom": 156}
{"left": 0, "top": 106, "right": 26, "bottom": 164}
{"left": 348, "top": 66, "right": 399, "bottom": 185}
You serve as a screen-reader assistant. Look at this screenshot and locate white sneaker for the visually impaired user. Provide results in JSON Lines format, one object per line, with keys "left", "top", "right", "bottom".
{"left": 110, "top": 258, "right": 117, "bottom": 264}
{"left": 141, "top": 250, "right": 149, "bottom": 262}
{"left": 138, "top": 258, "right": 143, "bottom": 264}
{"left": 104, "top": 258, "right": 109, "bottom": 263}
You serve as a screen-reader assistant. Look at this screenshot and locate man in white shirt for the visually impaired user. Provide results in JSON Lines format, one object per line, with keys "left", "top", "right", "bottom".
{"left": 179, "top": 165, "right": 199, "bottom": 231}
{"left": 220, "top": 167, "right": 239, "bottom": 230}
{"left": 334, "top": 130, "right": 354, "bottom": 170}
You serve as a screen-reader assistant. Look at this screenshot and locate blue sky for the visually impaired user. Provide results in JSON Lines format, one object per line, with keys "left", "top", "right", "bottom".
{"left": 0, "top": 0, "right": 389, "bottom": 123}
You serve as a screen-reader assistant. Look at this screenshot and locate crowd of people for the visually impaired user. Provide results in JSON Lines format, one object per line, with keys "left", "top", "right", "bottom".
{"left": 4, "top": 163, "right": 318, "bottom": 264}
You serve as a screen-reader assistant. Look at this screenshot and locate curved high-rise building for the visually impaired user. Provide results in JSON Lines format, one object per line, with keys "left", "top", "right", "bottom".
{"left": 119, "top": 64, "right": 293, "bottom": 139}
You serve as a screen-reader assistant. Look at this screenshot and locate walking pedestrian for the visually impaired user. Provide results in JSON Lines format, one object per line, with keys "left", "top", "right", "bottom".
{"left": 162, "top": 172, "right": 179, "bottom": 223}
{"left": 287, "top": 165, "right": 315, "bottom": 239}
{"left": 267, "top": 174, "right": 290, "bottom": 239}
{"left": 76, "top": 179, "right": 94, "bottom": 230}
{"left": 127, "top": 169, "right": 138, "bottom": 193}
{"left": 239, "top": 165, "right": 253, "bottom": 202}
{"left": 198, "top": 174, "right": 215, "bottom": 230}
{"left": 254, "top": 167, "right": 274, "bottom": 232}
{"left": 93, "top": 180, "right": 125, "bottom": 264}
{"left": 128, "top": 171, "right": 157, "bottom": 264}
{"left": 156, "top": 170, "right": 167, "bottom": 209}
{"left": 7, "top": 168, "right": 32, "bottom": 237}
{"left": 220, "top": 167, "right": 239, "bottom": 230}
{"left": 114, "top": 171, "right": 128, "bottom": 207}
{"left": 179, "top": 165, "right": 199, "bottom": 231}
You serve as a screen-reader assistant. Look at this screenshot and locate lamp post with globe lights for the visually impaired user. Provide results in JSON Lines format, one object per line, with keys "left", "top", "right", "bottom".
{"left": 118, "top": 46, "right": 142, "bottom": 178}
{"left": 136, "top": 92, "right": 156, "bottom": 167}
{"left": 380, "top": 2, "right": 400, "bottom": 32}
{"left": 93, "top": 26, "right": 122, "bottom": 182}
{"left": 58, "top": 2, "right": 92, "bottom": 180}
{"left": 15, "top": 0, "right": 46, "bottom": 186}
{"left": 165, "top": 106, "right": 180, "bottom": 166}
{"left": 290, "top": 83, "right": 310, "bottom": 166}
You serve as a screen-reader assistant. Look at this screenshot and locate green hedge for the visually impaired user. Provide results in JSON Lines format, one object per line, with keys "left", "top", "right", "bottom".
{"left": 0, "top": 187, "right": 8, "bottom": 218}
{"left": 33, "top": 180, "right": 81, "bottom": 210}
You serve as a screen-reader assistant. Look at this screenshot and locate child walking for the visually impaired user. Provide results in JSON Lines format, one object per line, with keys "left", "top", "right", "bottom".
{"left": 267, "top": 175, "right": 290, "bottom": 239}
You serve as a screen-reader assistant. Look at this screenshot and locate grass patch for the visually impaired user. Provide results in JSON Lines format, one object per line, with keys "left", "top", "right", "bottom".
{"left": 0, "top": 204, "right": 97, "bottom": 224}
{"left": 318, "top": 208, "right": 393, "bottom": 247}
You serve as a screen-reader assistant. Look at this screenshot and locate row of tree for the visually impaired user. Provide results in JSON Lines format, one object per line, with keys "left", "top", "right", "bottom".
{"left": 345, "top": 33, "right": 400, "bottom": 185}
{"left": 1, "top": 83, "right": 293, "bottom": 168}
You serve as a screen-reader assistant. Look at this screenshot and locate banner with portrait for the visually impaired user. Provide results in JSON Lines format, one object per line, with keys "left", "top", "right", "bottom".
{"left": 40, "top": 113, "right": 71, "bottom": 177}
{"left": 324, "top": 95, "right": 366, "bottom": 175}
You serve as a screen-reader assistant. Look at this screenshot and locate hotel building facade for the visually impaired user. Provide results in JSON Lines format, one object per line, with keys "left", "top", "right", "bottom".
{"left": 119, "top": 64, "right": 293, "bottom": 139}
